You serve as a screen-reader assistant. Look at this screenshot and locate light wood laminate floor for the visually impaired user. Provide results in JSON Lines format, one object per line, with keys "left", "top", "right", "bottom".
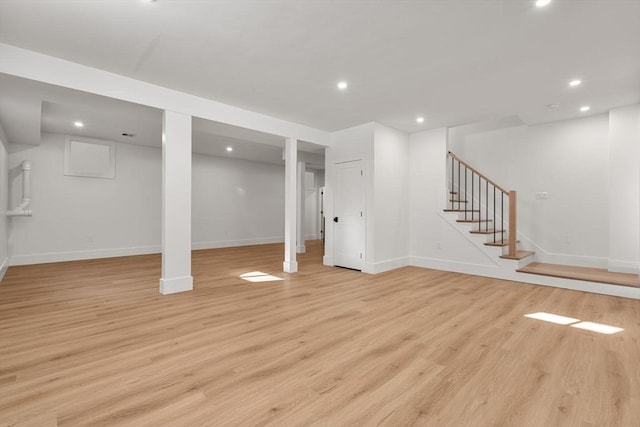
{"left": 1, "top": 241, "right": 638, "bottom": 426}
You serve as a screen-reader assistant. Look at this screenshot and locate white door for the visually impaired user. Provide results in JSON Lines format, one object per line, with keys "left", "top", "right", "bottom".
{"left": 333, "top": 160, "right": 365, "bottom": 270}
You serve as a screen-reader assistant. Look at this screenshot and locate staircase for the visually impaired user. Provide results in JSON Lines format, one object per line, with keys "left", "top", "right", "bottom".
{"left": 445, "top": 151, "right": 534, "bottom": 265}
{"left": 442, "top": 152, "right": 639, "bottom": 298}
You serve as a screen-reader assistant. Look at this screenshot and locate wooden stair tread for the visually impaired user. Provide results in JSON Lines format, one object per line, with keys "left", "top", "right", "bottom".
{"left": 469, "top": 229, "right": 505, "bottom": 234}
{"left": 484, "top": 240, "right": 517, "bottom": 247}
{"left": 457, "top": 219, "right": 493, "bottom": 223}
{"left": 449, "top": 200, "right": 468, "bottom": 203}
{"left": 500, "top": 250, "right": 535, "bottom": 260}
{"left": 517, "top": 262, "right": 640, "bottom": 288}
{"left": 484, "top": 240, "right": 509, "bottom": 246}
{"left": 443, "top": 209, "right": 480, "bottom": 213}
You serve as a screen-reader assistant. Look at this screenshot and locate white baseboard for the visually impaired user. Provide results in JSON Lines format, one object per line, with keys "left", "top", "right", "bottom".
{"left": 410, "top": 256, "right": 502, "bottom": 277}
{"left": 304, "top": 234, "right": 321, "bottom": 240}
{"left": 9, "top": 245, "right": 162, "bottom": 266}
{"left": 323, "top": 255, "right": 333, "bottom": 266}
{"left": 607, "top": 258, "right": 640, "bottom": 275}
{"left": 0, "top": 257, "right": 9, "bottom": 282}
{"left": 9, "top": 237, "right": 286, "bottom": 266}
{"left": 283, "top": 260, "right": 298, "bottom": 273}
{"left": 159, "top": 275, "right": 193, "bottom": 295}
{"left": 192, "top": 237, "right": 283, "bottom": 251}
{"left": 365, "top": 257, "right": 411, "bottom": 274}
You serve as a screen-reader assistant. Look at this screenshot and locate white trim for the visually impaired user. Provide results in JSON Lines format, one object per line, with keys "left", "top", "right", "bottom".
{"left": 0, "top": 44, "right": 329, "bottom": 146}
{"left": 607, "top": 259, "right": 640, "bottom": 275}
{"left": 283, "top": 260, "right": 298, "bottom": 273}
{"left": 159, "top": 276, "right": 193, "bottom": 295}
{"left": 323, "top": 255, "right": 333, "bottom": 266}
{"left": 192, "top": 237, "right": 283, "bottom": 251}
{"left": 410, "top": 256, "right": 639, "bottom": 300}
{"left": 304, "top": 234, "right": 321, "bottom": 240}
{"left": 0, "top": 257, "right": 9, "bottom": 282}
{"left": 8, "top": 237, "right": 286, "bottom": 266}
{"left": 361, "top": 262, "right": 374, "bottom": 274}
{"left": 9, "top": 245, "right": 162, "bottom": 266}
{"left": 364, "top": 257, "right": 411, "bottom": 274}
{"left": 410, "top": 256, "right": 502, "bottom": 277}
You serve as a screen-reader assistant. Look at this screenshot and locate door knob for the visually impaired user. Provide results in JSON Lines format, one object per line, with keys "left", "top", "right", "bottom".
{"left": 333, "top": 217, "right": 339, "bottom": 223}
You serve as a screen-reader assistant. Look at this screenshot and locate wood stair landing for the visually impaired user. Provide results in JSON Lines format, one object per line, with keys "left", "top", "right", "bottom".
{"left": 517, "top": 262, "right": 640, "bottom": 288}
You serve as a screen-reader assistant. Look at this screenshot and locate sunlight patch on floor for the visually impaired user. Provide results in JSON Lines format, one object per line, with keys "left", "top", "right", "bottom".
{"left": 570, "top": 321, "right": 624, "bottom": 335}
{"left": 240, "top": 271, "right": 284, "bottom": 283}
{"left": 524, "top": 312, "right": 623, "bottom": 334}
{"left": 524, "top": 312, "right": 580, "bottom": 325}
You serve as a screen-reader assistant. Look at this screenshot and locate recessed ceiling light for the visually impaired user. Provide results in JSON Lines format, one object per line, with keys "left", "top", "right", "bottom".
{"left": 416, "top": 117, "right": 425, "bottom": 124}
{"left": 141, "top": 0, "right": 156, "bottom": 3}
{"left": 74, "top": 121, "right": 84, "bottom": 128}
{"left": 580, "top": 106, "right": 590, "bottom": 112}
{"left": 337, "top": 81, "right": 348, "bottom": 90}
{"left": 226, "top": 146, "right": 233, "bottom": 152}
{"left": 569, "top": 79, "right": 582, "bottom": 87}
{"left": 535, "top": 0, "right": 552, "bottom": 7}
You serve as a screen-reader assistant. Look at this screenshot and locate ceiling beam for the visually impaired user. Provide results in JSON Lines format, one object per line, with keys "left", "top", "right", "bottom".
{"left": 0, "top": 44, "right": 331, "bottom": 147}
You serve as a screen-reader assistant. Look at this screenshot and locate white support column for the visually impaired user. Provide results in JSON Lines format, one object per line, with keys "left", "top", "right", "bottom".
{"left": 160, "top": 110, "right": 193, "bottom": 294}
{"left": 296, "top": 160, "right": 306, "bottom": 253}
{"left": 283, "top": 138, "right": 298, "bottom": 273}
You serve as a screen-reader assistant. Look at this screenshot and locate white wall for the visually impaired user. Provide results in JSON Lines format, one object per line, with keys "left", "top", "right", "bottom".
{"left": 9, "top": 133, "right": 162, "bottom": 264}
{"left": 449, "top": 114, "right": 611, "bottom": 268}
{"left": 608, "top": 104, "right": 640, "bottom": 274}
{"left": 372, "top": 123, "right": 410, "bottom": 271}
{"left": 8, "top": 132, "right": 286, "bottom": 265}
{"left": 192, "top": 153, "right": 284, "bottom": 249}
{"left": 0, "top": 132, "right": 8, "bottom": 279}
{"left": 409, "top": 127, "right": 497, "bottom": 269}
{"left": 324, "top": 122, "right": 375, "bottom": 268}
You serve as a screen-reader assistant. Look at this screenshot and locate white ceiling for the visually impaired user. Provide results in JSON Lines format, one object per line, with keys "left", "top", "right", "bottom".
{"left": 0, "top": 0, "right": 639, "bottom": 134}
{"left": 0, "top": 73, "right": 325, "bottom": 166}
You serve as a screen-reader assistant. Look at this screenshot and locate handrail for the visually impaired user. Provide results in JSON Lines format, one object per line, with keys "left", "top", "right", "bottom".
{"left": 508, "top": 190, "right": 517, "bottom": 257}
{"left": 447, "top": 151, "right": 517, "bottom": 258}
{"left": 447, "top": 151, "right": 508, "bottom": 194}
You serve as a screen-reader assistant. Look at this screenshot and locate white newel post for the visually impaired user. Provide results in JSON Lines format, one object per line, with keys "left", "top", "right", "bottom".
{"left": 159, "top": 110, "right": 193, "bottom": 294}
{"left": 296, "top": 160, "right": 306, "bottom": 253}
{"left": 284, "top": 138, "right": 298, "bottom": 273}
